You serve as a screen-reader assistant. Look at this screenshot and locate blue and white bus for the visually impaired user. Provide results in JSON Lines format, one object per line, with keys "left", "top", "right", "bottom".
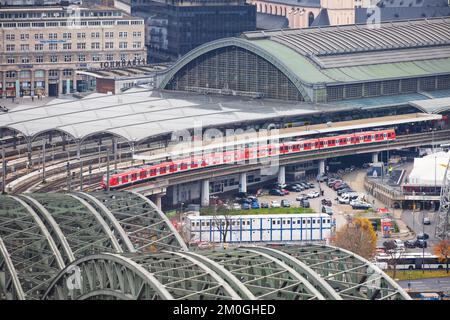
{"left": 184, "top": 213, "right": 332, "bottom": 243}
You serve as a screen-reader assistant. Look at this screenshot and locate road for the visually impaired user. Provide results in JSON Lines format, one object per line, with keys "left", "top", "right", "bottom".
{"left": 401, "top": 209, "right": 440, "bottom": 252}
{"left": 398, "top": 277, "right": 450, "bottom": 292}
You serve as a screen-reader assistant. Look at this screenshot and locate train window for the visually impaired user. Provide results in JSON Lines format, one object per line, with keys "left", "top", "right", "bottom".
{"left": 302, "top": 219, "right": 306, "bottom": 224}
{"left": 292, "top": 220, "right": 296, "bottom": 225}
{"left": 196, "top": 222, "right": 200, "bottom": 227}
{"left": 307, "top": 219, "right": 310, "bottom": 224}
{"left": 191, "top": 222, "right": 195, "bottom": 227}
{"left": 312, "top": 219, "right": 316, "bottom": 224}
{"left": 201, "top": 222, "right": 205, "bottom": 226}
{"left": 272, "top": 220, "right": 276, "bottom": 225}
{"left": 297, "top": 220, "right": 301, "bottom": 224}
{"left": 327, "top": 219, "right": 331, "bottom": 223}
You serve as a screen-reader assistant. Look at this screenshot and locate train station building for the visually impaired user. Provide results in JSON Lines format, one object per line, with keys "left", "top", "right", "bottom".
{"left": 160, "top": 17, "right": 450, "bottom": 103}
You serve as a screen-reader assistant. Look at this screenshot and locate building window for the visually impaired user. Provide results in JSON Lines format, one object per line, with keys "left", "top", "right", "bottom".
{"left": 119, "top": 31, "right": 128, "bottom": 38}
{"left": 91, "top": 32, "right": 100, "bottom": 38}
{"left": 105, "top": 32, "right": 114, "bottom": 38}
{"left": 77, "top": 43, "right": 86, "bottom": 50}
{"left": 132, "top": 31, "right": 142, "bottom": 37}
{"left": 345, "top": 84, "right": 363, "bottom": 98}
{"left": 7, "top": 57, "right": 15, "bottom": 64}
{"left": 77, "top": 32, "right": 86, "bottom": 39}
{"left": 34, "top": 33, "right": 44, "bottom": 40}
{"left": 50, "top": 55, "right": 58, "bottom": 63}
{"left": 400, "top": 78, "right": 418, "bottom": 93}
{"left": 106, "top": 54, "right": 114, "bottom": 61}
{"left": 35, "top": 70, "right": 45, "bottom": 78}
{"left": 19, "top": 70, "right": 31, "bottom": 79}
{"left": 6, "top": 34, "right": 15, "bottom": 40}
{"left": 63, "top": 32, "right": 72, "bottom": 39}
{"left": 363, "top": 82, "right": 381, "bottom": 97}
{"left": 35, "top": 44, "right": 44, "bottom": 51}
{"left": 63, "top": 69, "right": 72, "bottom": 76}
{"left": 20, "top": 44, "right": 29, "bottom": 52}
{"left": 105, "top": 42, "right": 114, "bottom": 49}
{"left": 20, "top": 34, "right": 29, "bottom": 40}
{"left": 92, "top": 54, "right": 100, "bottom": 61}
{"left": 64, "top": 55, "right": 72, "bottom": 62}
{"left": 91, "top": 42, "right": 100, "bottom": 50}
{"left": 120, "top": 53, "right": 127, "bottom": 60}
{"left": 48, "top": 70, "right": 58, "bottom": 77}
{"left": 49, "top": 43, "right": 58, "bottom": 50}
{"left": 119, "top": 42, "right": 127, "bottom": 49}
{"left": 6, "top": 71, "right": 16, "bottom": 78}
{"left": 326, "top": 86, "right": 344, "bottom": 101}
{"left": 6, "top": 44, "right": 15, "bottom": 52}
{"left": 78, "top": 54, "right": 86, "bottom": 62}
{"left": 35, "top": 56, "right": 44, "bottom": 63}
{"left": 132, "top": 41, "right": 141, "bottom": 48}
{"left": 48, "top": 33, "right": 57, "bottom": 39}
{"left": 21, "top": 57, "right": 30, "bottom": 63}
{"left": 381, "top": 80, "right": 400, "bottom": 95}
{"left": 134, "top": 53, "right": 142, "bottom": 60}
{"left": 63, "top": 43, "right": 72, "bottom": 50}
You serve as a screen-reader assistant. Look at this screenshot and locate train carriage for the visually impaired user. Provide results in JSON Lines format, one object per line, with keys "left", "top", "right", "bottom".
{"left": 102, "top": 128, "right": 396, "bottom": 189}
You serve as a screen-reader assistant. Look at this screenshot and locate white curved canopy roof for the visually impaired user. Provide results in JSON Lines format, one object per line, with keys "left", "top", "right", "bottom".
{"left": 0, "top": 88, "right": 349, "bottom": 142}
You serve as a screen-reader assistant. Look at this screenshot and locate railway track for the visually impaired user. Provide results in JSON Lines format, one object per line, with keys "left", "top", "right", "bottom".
{"left": 3, "top": 129, "right": 450, "bottom": 193}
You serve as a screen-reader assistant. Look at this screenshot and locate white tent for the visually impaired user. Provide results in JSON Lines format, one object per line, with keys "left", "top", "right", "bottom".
{"left": 407, "top": 151, "right": 450, "bottom": 186}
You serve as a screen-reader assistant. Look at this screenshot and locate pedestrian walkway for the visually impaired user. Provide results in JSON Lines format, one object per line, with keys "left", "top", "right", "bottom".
{"left": 0, "top": 96, "right": 57, "bottom": 110}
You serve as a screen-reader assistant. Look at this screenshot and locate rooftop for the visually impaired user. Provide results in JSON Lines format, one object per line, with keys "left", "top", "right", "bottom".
{"left": 1, "top": 88, "right": 449, "bottom": 143}
{"left": 239, "top": 17, "right": 450, "bottom": 85}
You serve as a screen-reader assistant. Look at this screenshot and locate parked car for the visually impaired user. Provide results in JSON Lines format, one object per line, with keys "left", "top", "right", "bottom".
{"left": 404, "top": 240, "right": 416, "bottom": 248}
{"left": 337, "top": 196, "right": 350, "bottom": 204}
{"left": 328, "top": 179, "right": 341, "bottom": 188}
{"left": 270, "top": 200, "right": 281, "bottom": 208}
{"left": 269, "top": 189, "right": 284, "bottom": 196}
{"left": 292, "top": 184, "right": 305, "bottom": 191}
{"left": 415, "top": 239, "right": 428, "bottom": 248}
{"left": 423, "top": 217, "right": 431, "bottom": 225}
{"left": 351, "top": 200, "right": 372, "bottom": 210}
{"left": 307, "top": 182, "right": 315, "bottom": 188}
{"left": 321, "top": 205, "right": 333, "bottom": 215}
{"left": 300, "top": 199, "right": 310, "bottom": 208}
{"left": 296, "top": 194, "right": 308, "bottom": 201}
{"left": 242, "top": 203, "right": 251, "bottom": 210}
{"left": 286, "top": 184, "right": 302, "bottom": 192}
{"left": 337, "top": 188, "right": 353, "bottom": 196}
{"left": 260, "top": 202, "right": 269, "bottom": 208}
{"left": 251, "top": 201, "right": 260, "bottom": 209}
{"left": 307, "top": 191, "right": 320, "bottom": 198}
{"left": 281, "top": 199, "right": 291, "bottom": 208}
{"left": 417, "top": 233, "right": 429, "bottom": 240}
{"left": 232, "top": 203, "right": 241, "bottom": 210}
{"left": 321, "top": 198, "right": 332, "bottom": 207}
{"left": 316, "top": 175, "right": 328, "bottom": 182}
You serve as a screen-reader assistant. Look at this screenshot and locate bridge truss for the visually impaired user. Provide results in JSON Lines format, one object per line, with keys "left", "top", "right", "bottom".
{"left": 0, "top": 191, "right": 411, "bottom": 300}
{"left": 436, "top": 158, "right": 450, "bottom": 240}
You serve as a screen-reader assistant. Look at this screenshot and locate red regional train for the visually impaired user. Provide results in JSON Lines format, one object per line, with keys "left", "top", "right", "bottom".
{"left": 102, "top": 128, "right": 396, "bottom": 189}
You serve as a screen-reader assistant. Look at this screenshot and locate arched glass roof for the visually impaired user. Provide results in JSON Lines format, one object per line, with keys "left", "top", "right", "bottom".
{"left": 0, "top": 191, "right": 410, "bottom": 300}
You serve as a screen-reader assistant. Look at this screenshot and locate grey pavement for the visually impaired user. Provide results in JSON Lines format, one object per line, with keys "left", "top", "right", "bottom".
{"left": 398, "top": 277, "right": 450, "bottom": 292}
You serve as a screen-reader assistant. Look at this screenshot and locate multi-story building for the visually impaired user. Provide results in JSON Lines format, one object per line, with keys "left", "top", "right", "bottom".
{"left": 125, "top": 0, "right": 256, "bottom": 62}
{"left": 247, "top": 0, "right": 355, "bottom": 29}
{"left": 0, "top": 5, "right": 146, "bottom": 97}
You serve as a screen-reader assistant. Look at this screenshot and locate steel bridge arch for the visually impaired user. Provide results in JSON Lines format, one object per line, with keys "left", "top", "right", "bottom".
{"left": 158, "top": 37, "right": 312, "bottom": 102}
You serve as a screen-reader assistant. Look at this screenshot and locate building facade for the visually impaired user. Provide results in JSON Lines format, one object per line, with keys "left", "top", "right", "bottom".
{"left": 0, "top": 5, "right": 146, "bottom": 97}
{"left": 160, "top": 18, "right": 450, "bottom": 103}
{"left": 128, "top": 0, "right": 256, "bottom": 62}
{"left": 247, "top": 0, "right": 355, "bottom": 29}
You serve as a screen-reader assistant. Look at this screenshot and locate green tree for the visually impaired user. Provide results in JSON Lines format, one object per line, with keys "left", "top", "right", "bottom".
{"left": 334, "top": 217, "right": 377, "bottom": 260}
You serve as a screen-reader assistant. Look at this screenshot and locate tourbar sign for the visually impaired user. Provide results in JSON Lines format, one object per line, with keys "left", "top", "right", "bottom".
{"left": 100, "top": 58, "right": 147, "bottom": 69}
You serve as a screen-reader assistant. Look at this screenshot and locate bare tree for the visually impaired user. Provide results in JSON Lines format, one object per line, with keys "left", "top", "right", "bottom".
{"left": 383, "top": 240, "right": 405, "bottom": 279}
{"left": 211, "top": 202, "right": 233, "bottom": 244}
